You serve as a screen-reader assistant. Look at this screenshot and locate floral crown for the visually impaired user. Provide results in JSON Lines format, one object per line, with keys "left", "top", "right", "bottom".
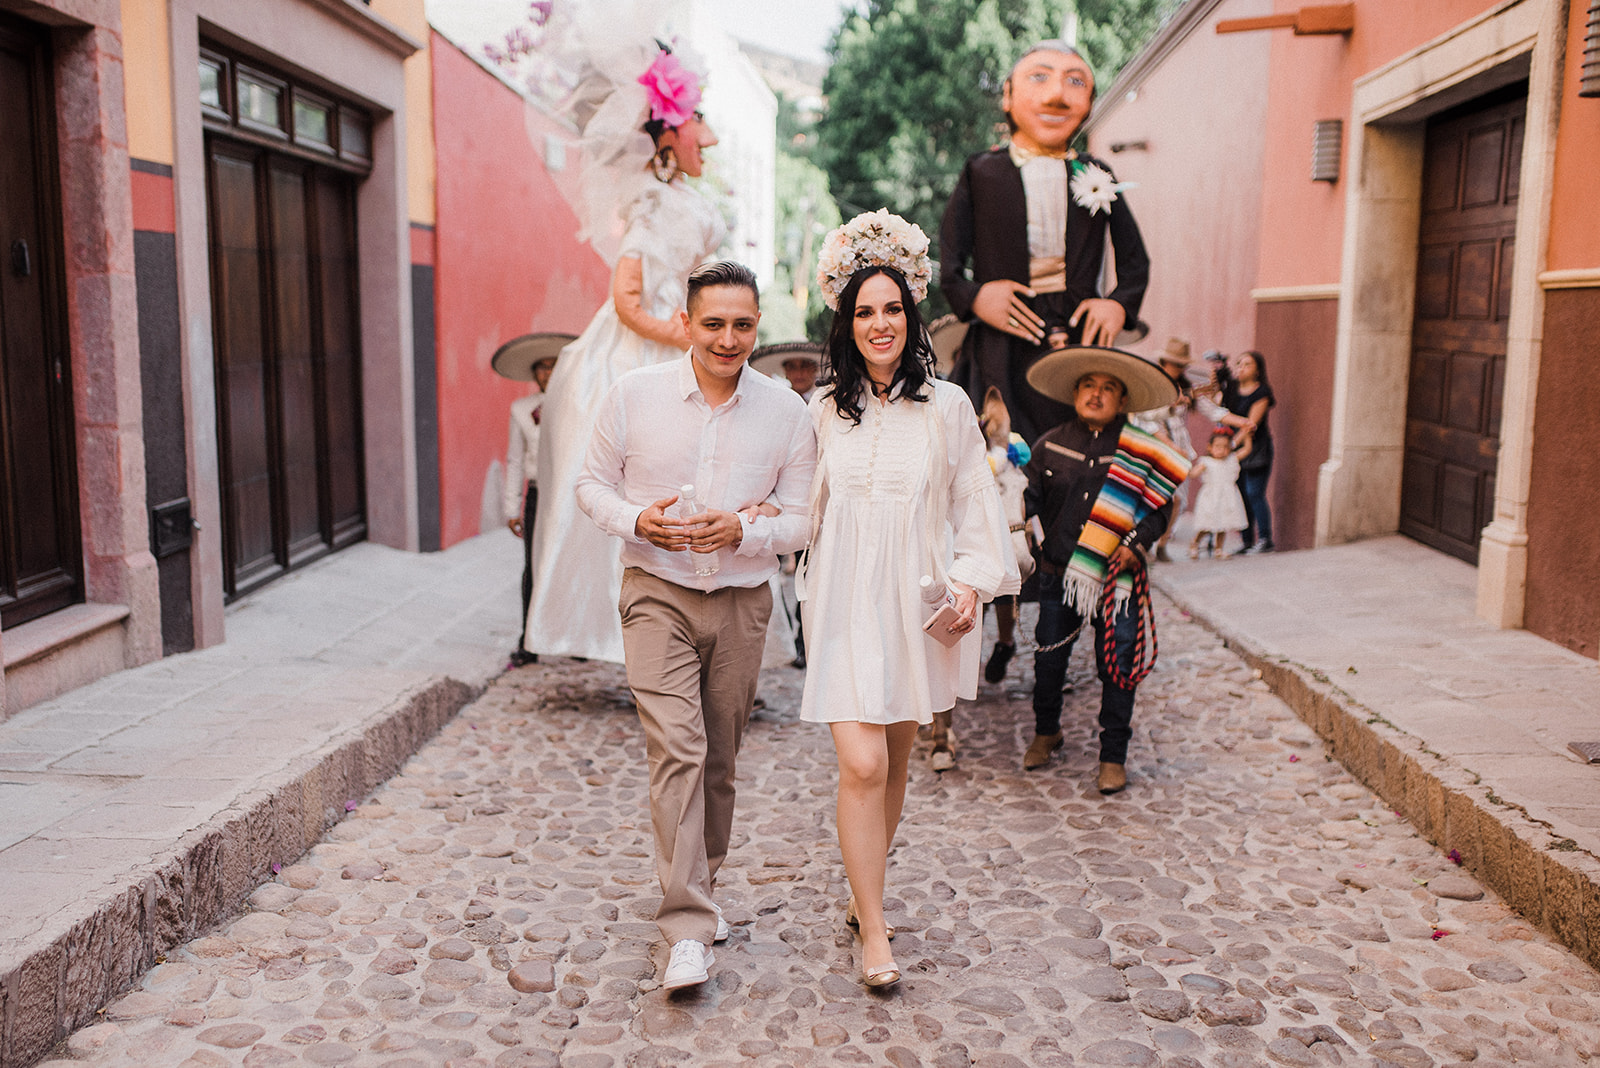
{"left": 815, "top": 210, "right": 933, "bottom": 310}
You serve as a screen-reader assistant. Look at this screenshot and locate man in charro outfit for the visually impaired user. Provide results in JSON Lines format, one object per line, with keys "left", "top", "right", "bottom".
{"left": 939, "top": 41, "right": 1150, "bottom": 447}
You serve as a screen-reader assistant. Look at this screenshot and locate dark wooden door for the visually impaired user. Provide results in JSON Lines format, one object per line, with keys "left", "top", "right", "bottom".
{"left": 1401, "top": 89, "right": 1524, "bottom": 563}
{"left": 206, "top": 137, "right": 365, "bottom": 598}
{"left": 0, "top": 15, "right": 81, "bottom": 628}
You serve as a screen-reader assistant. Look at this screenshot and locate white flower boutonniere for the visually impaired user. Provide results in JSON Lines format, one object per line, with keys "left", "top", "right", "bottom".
{"left": 1070, "top": 162, "right": 1136, "bottom": 216}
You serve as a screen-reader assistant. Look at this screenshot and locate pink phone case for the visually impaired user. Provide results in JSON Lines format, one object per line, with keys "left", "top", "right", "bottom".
{"left": 922, "top": 603, "right": 964, "bottom": 647}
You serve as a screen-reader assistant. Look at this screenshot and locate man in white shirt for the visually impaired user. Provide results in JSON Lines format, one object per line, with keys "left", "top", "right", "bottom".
{"left": 576, "top": 262, "right": 816, "bottom": 991}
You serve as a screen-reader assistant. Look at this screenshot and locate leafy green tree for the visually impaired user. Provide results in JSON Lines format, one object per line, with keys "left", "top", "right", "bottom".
{"left": 764, "top": 96, "right": 843, "bottom": 343}
{"left": 815, "top": 0, "right": 1180, "bottom": 251}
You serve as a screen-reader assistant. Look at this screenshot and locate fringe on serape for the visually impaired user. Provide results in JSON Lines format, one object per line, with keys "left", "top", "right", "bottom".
{"left": 1062, "top": 422, "right": 1191, "bottom": 618}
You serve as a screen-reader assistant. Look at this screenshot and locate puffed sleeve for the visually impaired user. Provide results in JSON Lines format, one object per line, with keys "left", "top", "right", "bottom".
{"left": 939, "top": 384, "right": 1021, "bottom": 599}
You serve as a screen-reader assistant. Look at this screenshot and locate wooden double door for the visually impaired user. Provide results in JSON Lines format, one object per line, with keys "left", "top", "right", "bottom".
{"left": 207, "top": 138, "right": 366, "bottom": 598}
{"left": 1401, "top": 88, "right": 1525, "bottom": 563}
{"left": 0, "top": 14, "right": 79, "bottom": 629}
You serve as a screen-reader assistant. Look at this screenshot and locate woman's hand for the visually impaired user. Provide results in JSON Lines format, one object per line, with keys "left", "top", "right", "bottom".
{"left": 507, "top": 517, "right": 524, "bottom": 538}
{"left": 739, "top": 501, "right": 782, "bottom": 522}
{"left": 949, "top": 582, "right": 980, "bottom": 635}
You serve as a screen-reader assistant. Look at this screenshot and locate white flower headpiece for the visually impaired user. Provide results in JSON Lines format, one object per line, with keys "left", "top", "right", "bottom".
{"left": 815, "top": 210, "right": 933, "bottom": 310}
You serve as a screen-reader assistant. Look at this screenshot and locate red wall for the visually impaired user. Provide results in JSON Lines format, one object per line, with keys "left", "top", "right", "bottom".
{"left": 430, "top": 33, "right": 610, "bottom": 549}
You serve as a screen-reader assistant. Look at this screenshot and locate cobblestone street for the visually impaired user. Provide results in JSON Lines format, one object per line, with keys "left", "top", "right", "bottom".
{"left": 47, "top": 594, "right": 1600, "bottom": 1068}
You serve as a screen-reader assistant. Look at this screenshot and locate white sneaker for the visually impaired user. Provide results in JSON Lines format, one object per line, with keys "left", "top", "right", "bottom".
{"left": 713, "top": 905, "right": 730, "bottom": 944}
{"left": 663, "top": 939, "right": 713, "bottom": 990}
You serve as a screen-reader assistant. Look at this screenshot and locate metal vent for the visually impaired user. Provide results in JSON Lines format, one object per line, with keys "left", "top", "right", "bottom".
{"left": 1582, "top": 0, "right": 1600, "bottom": 97}
{"left": 1311, "top": 119, "right": 1342, "bottom": 182}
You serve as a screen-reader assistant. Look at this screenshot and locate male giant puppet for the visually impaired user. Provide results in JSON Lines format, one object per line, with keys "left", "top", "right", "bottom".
{"left": 939, "top": 41, "right": 1150, "bottom": 446}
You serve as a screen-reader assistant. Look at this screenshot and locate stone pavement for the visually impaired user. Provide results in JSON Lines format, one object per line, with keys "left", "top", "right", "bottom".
{"left": 1155, "top": 536, "right": 1600, "bottom": 974}
{"left": 43, "top": 593, "right": 1600, "bottom": 1067}
{"left": 0, "top": 535, "right": 529, "bottom": 1068}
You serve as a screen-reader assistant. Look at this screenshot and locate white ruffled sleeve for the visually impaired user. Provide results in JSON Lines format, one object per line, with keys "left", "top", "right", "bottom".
{"left": 939, "top": 384, "right": 1021, "bottom": 599}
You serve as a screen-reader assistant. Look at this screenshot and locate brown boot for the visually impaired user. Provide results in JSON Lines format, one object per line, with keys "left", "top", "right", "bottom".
{"left": 1096, "top": 762, "right": 1127, "bottom": 794}
{"left": 1023, "top": 732, "right": 1063, "bottom": 770}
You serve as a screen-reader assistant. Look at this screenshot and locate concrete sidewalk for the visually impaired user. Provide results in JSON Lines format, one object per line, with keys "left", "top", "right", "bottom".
{"left": 0, "top": 533, "right": 525, "bottom": 1066}
{"left": 1155, "top": 535, "right": 1600, "bottom": 970}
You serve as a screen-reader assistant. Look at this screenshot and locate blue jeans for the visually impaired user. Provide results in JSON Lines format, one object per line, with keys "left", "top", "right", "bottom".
{"left": 1238, "top": 463, "right": 1272, "bottom": 547}
{"left": 1032, "top": 568, "right": 1140, "bottom": 765}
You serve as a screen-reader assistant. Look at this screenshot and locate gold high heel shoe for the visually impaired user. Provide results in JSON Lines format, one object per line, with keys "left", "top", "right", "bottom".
{"left": 863, "top": 959, "right": 901, "bottom": 988}
{"left": 845, "top": 896, "right": 894, "bottom": 940}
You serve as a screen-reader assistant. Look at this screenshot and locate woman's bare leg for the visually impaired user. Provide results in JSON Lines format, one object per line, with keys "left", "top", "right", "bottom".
{"left": 831, "top": 720, "right": 919, "bottom": 972}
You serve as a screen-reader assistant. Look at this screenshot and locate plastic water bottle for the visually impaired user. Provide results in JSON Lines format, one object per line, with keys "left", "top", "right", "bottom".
{"left": 678, "top": 484, "right": 720, "bottom": 577}
{"left": 920, "top": 574, "right": 953, "bottom": 608}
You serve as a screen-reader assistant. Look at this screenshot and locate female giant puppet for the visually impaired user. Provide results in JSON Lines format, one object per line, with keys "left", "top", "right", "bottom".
{"left": 939, "top": 41, "right": 1150, "bottom": 447}
{"left": 525, "top": 7, "right": 725, "bottom": 662}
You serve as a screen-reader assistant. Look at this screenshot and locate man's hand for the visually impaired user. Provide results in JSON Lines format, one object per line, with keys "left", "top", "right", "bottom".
{"left": 972, "top": 280, "right": 1046, "bottom": 344}
{"left": 683, "top": 508, "right": 744, "bottom": 554}
{"left": 507, "top": 517, "right": 524, "bottom": 538}
{"left": 1110, "top": 545, "right": 1139, "bottom": 573}
{"left": 1069, "top": 297, "right": 1126, "bottom": 347}
{"left": 636, "top": 495, "right": 689, "bottom": 551}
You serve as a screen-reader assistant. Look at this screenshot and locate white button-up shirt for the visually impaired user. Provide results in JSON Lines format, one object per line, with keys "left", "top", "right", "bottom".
{"left": 576, "top": 354, "right": 817, "bottom": 591}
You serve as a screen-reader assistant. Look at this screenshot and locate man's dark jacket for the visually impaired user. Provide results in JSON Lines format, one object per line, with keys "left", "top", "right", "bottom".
{"left": 939, "top": 148, "right": 1150, "bottom": 444}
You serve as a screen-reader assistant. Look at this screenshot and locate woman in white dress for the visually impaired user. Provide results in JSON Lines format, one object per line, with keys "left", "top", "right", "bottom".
{"left": 799, "top": 212, "right": 1018, "bottom": 987}
{"left": 525, "top": 44, "right": 726, "bottom": 662}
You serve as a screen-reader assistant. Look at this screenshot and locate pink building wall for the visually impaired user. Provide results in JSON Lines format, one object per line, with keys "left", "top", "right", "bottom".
{"left": 1084, "top": 0, "right": 1273, "bottom": 357}
{"left": 1254, "top": 0, "right": 1512, "bottom": 287}
{"left": 430, "top": 34, "right": 610, "bottom": 549}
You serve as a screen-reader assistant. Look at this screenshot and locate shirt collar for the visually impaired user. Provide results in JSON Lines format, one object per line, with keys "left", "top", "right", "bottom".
{"left": 676, "top": 350, "right": 752, "bottom": 406}
{"left": 1008, "top": 138, "right": 1076, "bottom": 167}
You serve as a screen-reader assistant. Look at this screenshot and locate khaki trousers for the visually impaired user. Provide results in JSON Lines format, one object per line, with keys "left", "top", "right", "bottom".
{"left": 618, "top": 567, "right": 772, "bottom": 945}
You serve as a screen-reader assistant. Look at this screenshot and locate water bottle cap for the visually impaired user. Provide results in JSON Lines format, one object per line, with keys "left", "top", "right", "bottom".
{"left": 680, "top": 484, "right": 696, "bottom": 496}
{"left": 919, "top": 575, "right": 934, "bottom": 588}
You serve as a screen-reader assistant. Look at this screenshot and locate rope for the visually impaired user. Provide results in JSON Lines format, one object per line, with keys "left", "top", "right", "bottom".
{"left": 1099, "top": 557, "right": 1159, "bottom": 689}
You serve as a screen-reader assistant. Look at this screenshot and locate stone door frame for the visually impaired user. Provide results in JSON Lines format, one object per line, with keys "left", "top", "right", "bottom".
{"left": 1313, "top": 0, "right": 1564, "bottom": 628}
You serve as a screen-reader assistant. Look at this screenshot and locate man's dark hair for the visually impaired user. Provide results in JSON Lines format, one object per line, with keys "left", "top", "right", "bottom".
{"left": 686, "top": 261, "right": 760, "bottom": 313}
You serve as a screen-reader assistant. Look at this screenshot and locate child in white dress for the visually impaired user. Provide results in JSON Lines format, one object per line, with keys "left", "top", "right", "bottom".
{"left": 1189, "top": 431, "right": 1252, "bottom": 558}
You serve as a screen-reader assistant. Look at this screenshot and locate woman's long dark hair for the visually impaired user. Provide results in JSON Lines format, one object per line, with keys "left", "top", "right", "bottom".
{"left": 821, "top": 266, "right": 935, "bottom": 425}
{"left": 1224, "top": 349, "right": 1273, "bottom": 408}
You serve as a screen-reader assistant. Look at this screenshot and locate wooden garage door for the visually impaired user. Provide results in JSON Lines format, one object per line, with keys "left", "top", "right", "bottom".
{"left": 1400, "top": 88, "right": 1525, "bottom": 563}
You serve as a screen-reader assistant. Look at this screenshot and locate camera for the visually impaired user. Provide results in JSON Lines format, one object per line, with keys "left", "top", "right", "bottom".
{"left": 1203, "top": 349, "right": 1231, "bottom": 389}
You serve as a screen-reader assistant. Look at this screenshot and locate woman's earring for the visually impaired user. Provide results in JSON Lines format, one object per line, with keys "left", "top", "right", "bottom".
{"left": 651, "top": 147, "right": 680, "bottom": 183}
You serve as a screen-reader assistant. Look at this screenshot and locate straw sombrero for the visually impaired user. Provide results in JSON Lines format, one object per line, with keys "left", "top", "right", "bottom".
{"left": 490, "top": 332, "right": 575, "bottom": 381}
{"left": 928, "top": 315, "right": 969, "bottom": 378}
{"left": 1026, "top": 345, "right": 1179, "bottom": 414}
{"left": 748, "top": 341, "right": 823, "bottom": 379}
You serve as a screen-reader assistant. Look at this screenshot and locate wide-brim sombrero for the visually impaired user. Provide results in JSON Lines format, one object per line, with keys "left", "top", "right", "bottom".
{"left": 490, "top": 332, "right": 576, "bottom": 381}
{"left": 748, "top": 341, "right": 823, "bottom": 379}
{"left": 928, "top": 314, "right": 968, "bottom": 378}
{"left": 1026, "top": 344, "right": 1179, "bottom": 414}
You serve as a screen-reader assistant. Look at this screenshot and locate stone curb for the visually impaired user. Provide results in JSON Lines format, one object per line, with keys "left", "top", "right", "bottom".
{"left": 0, "top": 674, "right": 479, "bottom": 1068}
{"left": 1159, "top": 584, "right": 1600, "bottom": 975}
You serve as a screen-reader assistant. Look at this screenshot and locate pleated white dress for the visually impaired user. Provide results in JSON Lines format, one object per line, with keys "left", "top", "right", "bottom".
{"left": 799, "top": 380, "right": 1018, "bottom": 725}
{"left": 525, "top": 181, "right": 725, "bottom": 662}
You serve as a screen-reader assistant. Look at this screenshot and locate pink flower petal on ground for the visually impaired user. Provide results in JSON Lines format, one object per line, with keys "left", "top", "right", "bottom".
{"left": 345, "top": 799, "right": 358, "bottom": 812}
{"left": 1288, "top": 754, "right": 1300, "bottom": 762}
{"left": 1431, "top": 929, "right": 1449, "bottom": 940}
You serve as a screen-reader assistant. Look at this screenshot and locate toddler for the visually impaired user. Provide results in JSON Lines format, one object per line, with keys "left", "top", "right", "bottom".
{"left": 1189, "top": 431, "right": 1252, "bottom": 559}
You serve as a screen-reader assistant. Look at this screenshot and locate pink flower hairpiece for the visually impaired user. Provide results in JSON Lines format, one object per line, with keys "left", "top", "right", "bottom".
{"left": 638, "top": 49, "right": 702, "bottom": 128}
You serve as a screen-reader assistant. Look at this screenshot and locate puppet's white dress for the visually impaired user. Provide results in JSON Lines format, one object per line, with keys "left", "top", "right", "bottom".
{"left": 525, "top": 181, "right": 725, "bottom": 661}
{"left": 798, "top": 381, "right": 1018, "bottom": 725}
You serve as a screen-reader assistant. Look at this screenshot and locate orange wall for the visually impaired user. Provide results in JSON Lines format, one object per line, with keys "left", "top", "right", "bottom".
{"left": 120, "top": 0, "right": 173, "bottom": 165}
{"left": 1085, "top": 0, "right": 1273, "bottom": 357}
{"left": 1255, "top": 0, "right": 1511, "bottom": 288}
{"left": 430, "top": 33, "right": 610, "bottom": 549}
{"left": 1545, "top": 0, "right": 1600, "bottom": 270}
